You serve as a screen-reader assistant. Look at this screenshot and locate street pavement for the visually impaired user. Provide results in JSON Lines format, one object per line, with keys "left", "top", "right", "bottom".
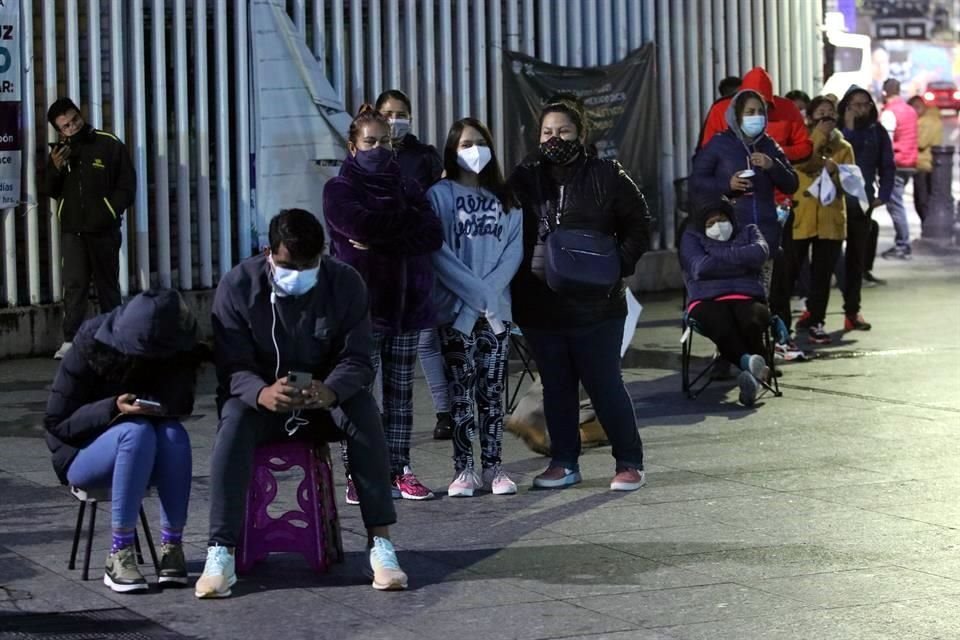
{"left": 1, "top": 217, "right": 959, "bottom": 640}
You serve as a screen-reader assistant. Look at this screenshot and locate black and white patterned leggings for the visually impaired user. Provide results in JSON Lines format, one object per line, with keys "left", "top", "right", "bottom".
{"left": 438, "top": 320, "right": 510, "bottom": 472}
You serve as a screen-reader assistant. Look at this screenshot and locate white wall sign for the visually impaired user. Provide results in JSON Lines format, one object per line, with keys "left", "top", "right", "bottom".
{"left": 0, "top": 0, "right": 21, "bottom": 206}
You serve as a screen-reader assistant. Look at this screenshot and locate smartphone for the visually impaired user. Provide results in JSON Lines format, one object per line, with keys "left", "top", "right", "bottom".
{"left": 287, "top": 371, "right": 313, "bottom": 390}
{"left": 133, "top": 398, "right": 163, "bottom": 411}
{"left": 48, "top": 142, "right": 65, "bottom": 151}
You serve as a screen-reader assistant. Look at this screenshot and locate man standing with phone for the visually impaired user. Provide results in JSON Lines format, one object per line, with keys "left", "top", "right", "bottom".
{"left": 197, "top": 209, "right": 408, "bottom": 598}
{"left": 45, "top": 98, "right": 136, "bottom": 360}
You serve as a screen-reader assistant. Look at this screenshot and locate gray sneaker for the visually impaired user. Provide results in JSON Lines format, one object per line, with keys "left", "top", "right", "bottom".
{"left": 158, "top": 542, "right": 188, "bottom": 587}
{"left": 103, "top": 546, "right": 148, "bottom": 593}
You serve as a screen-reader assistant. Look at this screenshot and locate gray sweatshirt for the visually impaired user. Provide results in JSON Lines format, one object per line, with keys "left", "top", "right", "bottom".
{"left": 428, "top": 179, "right": 523, "bottom": 335}
{"left": 212, "top": 254, "right": 374, "bottom": 409}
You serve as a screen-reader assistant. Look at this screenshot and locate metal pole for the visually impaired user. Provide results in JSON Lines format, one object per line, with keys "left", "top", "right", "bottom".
{"left": 472, "top": 0, "right": 487, "bottom": 122}
{"left": 23, "top": 0, "right": 40, "bottom": 304}
{"left": 657, "top": 0, "right": 675, "bottom": 248}
{"left": 783, "top": 0, "right": 796, "bottom": 92}
{"left": 556, "top": 0, "right": 568, "bottom": 66}
{"left": 194, "top": 0, "right": 212, "bottom": 288}
{"left": 739, "top": 0, "right": 752, "bottom": 77}
{"left": 813, "top": 0, "right": 823, "bottom": 90}
{"left": 726, "top": 0, "right": 739, "bottom": 75}
{"left": 349, "top": 0, "right": 364, "bottom": 113}
{"left": 639, "top": 0, "right": 653, "bottom": 47}
{"left": 1, "top": 210, "right": 13, "bottom": 306}
{"left": 385, "top": 0, "right": 400, "bottom": 89}
{"left": 152, "top": 0, "right": 171, "bottom": 287}
{"left": 422, "top": 0, "right": 437, "bottom": 145}
{"left": 584, "top": 0, "right": 597, "bottom": 67}
{"left": 235, "top": 0, "right": 252, "bottom": 256}
{"left": 131, "top": 0, "right": 149, "bottom": 291}
{"left": 489, "top": 0, "right": 504, "bottom": 155}
{"left": 312, "top": 0, "right": 325, "bottom": 68}
{"left": 292, "top": 0, "right": 305, "bottom": 37}
{"left": 570, "top": 0, "right": 583, "bottom": 66}
{"left": 522, "top": 0, "right": 534, "bottom": 57}
{"left": 174, "top": 0, "right": 191, "bottom": 289}
{"left": 331, "top": 0, "right": 345, "bottom": 102}
{"left": 614, "top": 0, "right": 628, "bottom": 59}
{"left": 109, "top": 0, "right": 128, "bottom": 297}
{"left": 215, "top": 0, "right": 231, "bottom": 277}
{"left": 599, "top": 0, "right": 613, "bottom": 65}
{"left": 713, "top": 0, "right": 726, "bottom": 85}
{"left": 402, "top": 0, "right": 418, "bottom": 124}
{"left": 439, "top": 0, "right": 454, "bottom": 136}
{"left": 700, "top": 0, "right": 714, "bottom": 115}
{"left": 753, "top": 0, "right": 767, "bottom": 71}
{"left": 456, "top": 0, "right": 470, "bottom": 116}
{"left": 537, "top": 0, "right": 551, "bottom": 62}
{"left": 43, "top": 0, "right": 61, "bottom": 301}
{"left": 506, "top": 0, "right": 519, "bottom": 52}
{"left": 685, "top": 0, "right": 701, "bottom": 162}
{"left": 66, "top": 0, "right": 80, "bottom": 103}
{"left": 369, "top": 0, "right": 382, "bottom": 98}
{"left": 86, "top": 0, "right": 102, "bottom": 128}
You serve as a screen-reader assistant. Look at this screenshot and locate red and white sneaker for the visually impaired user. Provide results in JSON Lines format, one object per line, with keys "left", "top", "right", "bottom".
{"left": 610, "top": 468, "right": 646, "bottom": 491}
{"left": 392, "top": 466, "right": 435, "bottom": 500}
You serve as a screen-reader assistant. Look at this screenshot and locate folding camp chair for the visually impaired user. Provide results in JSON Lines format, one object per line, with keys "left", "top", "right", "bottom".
{"left": 505, "top": 326, "right": 537, "bottom": 413}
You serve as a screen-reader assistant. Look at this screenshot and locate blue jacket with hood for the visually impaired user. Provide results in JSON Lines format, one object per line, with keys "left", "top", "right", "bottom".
{"left": 680, "top": 196, "right": 770, "bottom": 303}
{"left": 44, "top": 289, "right": 200, "bottom": 483}
{"left": 837, "top": 86, "right": 896, "bottom": 205}
{"left": 690, "top": 90, "right": 799, "bottom": 250}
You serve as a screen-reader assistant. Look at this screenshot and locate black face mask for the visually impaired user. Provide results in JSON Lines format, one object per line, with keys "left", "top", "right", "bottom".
{"left": 853, "top": 114, "right": 873, "bottom": 130}
{"left": 539, "top": 136, "right": 583, "bottom": 165}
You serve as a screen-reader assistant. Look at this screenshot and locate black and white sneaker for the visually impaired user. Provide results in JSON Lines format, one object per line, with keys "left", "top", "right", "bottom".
{"left": 158, "top": 542, "right": 189, "bottom": 587}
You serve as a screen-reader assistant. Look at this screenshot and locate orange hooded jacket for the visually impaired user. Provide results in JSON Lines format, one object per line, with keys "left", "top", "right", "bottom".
{"left": 697, "top": 67, "right": 813, "bottom": 163}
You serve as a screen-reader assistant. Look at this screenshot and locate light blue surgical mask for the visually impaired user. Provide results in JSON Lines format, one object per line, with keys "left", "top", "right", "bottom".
{"left": 269, "top": 255, "right": 319, "bottom": 297}
{"left": 741, "top": 115, "right": 766, "bottom": 137}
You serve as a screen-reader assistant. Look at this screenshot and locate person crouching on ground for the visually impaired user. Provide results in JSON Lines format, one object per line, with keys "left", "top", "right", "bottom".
{"left": 44, "top": 289, "right": 203, "bottom": 593}
{"left": 196, "top": 209, "right": 408, "bottom": 598}
{"left": 429, "top": 117, "right": 523, "bottom": 497}
{"left": 680, "top": 197, "right": 772, "bottom": 407}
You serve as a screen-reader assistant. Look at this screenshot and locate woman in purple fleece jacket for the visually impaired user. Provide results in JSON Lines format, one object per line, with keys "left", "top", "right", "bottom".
{"left": 323, "top": 106, "right": 443, "bottom": 502}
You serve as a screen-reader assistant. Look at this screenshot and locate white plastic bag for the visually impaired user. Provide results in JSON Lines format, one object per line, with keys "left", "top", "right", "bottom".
{"left": 807, "top": 166, "right": 836, "bottom": 206}
{"left": 621, "top": 288, "right": 644, "bottom": 358}
{"left": 838, "top": 164, "right": 870, "bottom": 211}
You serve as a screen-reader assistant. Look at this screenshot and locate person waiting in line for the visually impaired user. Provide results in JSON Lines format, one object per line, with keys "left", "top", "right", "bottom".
{"left": 787, "top": 96, "right": 854, "bottom": 344}
{"left": 375, "top": 89, "right": 453, "bottom": 441}
{"left": 690, "top": 89, "right": 799, "bottom": 293}
{"left": 907, "top": 95, "right": 943, "bottom": 223}
{"left": 785, "top": 89, "right": 812, "bottom": 121}
{"left": 197, "top": 210, "right": 408, "bottom": 597}
{"left": 509, "top": 99, "right": 650, "bottom": 492}
{"left": 428, "top": 118, "right": 523, "bottom": 497}
{"left": 45, "top": 98, "right": 136, "bottom": 361}
{"left": 837, "top": 86, "right": 895, "bottom": 327}
{"left": 323, "top": 106, "right": 444, "bottom": 504}
{"left": 718, "top": 76, "right": 742, "bottom": 99}
{"left": 44, "top": 289, "right": 203, "bottom": 593}
{"left": 680, "top": 197, "right": 771, "bottom": 407}
{"left": 879, "top": 78, "right": 918, "bottom": 260}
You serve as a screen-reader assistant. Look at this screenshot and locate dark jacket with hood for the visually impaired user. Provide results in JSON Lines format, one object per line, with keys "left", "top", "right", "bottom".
{"left": 680, "top": 197, "right": 769, "bottom": 303}
{"left": 690, "top": 90, "right": 799, "bottom": 250}
{"left": 323, "top": 153, "right": 444, "bottom": 335}
{"left": 837, "top": 86, "right": 896, "bottom": 204}
{"left": 395, "top": 134, "right": 443, "bottom": 192}
{"left": 44, "top": 125, "right": 137, "bottom": 234}
{"left": 508, "top": 151, "right": 651, "bottom": 330}
{"left": 44, "top": 289, "right": 199, "bottom": 484}
{"left": 213, "top": 254, "right": 375, "bottom": 411}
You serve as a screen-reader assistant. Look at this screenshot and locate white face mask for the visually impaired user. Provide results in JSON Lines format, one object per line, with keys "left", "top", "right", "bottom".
{"left": 456, "top": 145, "right": 492, "bottom": 174}
{"left": 269, "top": 255, "right": 320, "bottom": 297}
{"left": 388, "top": 117, "right": 411, "bottom": 140}
{"left": 705, "top": 221, "right": 734, "bottom": 242}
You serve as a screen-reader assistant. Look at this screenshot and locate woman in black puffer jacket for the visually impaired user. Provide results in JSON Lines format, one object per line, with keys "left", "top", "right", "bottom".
{"left": 509, "top": 99, "right": 650, "bottom": 493}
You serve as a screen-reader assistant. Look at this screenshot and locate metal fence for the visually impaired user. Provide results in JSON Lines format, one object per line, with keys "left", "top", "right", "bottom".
{"left": 1, "top": 0, "right": 821, "bottom": 308}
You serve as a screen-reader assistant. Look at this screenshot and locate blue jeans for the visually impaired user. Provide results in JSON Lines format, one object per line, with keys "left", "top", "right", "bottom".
{"left": 521, "top": 317, "right": 644, "bottom": 472}
{"left": 887, "top": 172, "right": 910, "bottom": 248}
{"left": 66, "top": 419, "right": 192, "bottom": 531}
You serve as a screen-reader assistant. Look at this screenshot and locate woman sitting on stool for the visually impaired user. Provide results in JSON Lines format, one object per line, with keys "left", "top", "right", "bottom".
{"left": 680, "top": 197, "right": 771, "bottom": 406}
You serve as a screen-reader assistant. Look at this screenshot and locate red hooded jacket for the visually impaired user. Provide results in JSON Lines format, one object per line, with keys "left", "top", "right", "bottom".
{"left": 697, "top": 67, "right": 813, "bottom": 163}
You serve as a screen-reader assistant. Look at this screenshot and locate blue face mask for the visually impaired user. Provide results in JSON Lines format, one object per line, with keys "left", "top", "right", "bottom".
{"left": 741, "top": 115, "right": 766, "bottom": 137}
{"left": 353, "top": 146, "right": 394, "bottom": 173}
{"left": 270, "top": 255, "right": 319, "bottom": 297}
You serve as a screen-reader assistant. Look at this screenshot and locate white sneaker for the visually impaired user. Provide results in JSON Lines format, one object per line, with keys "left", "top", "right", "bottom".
{"left": 195, "top": 545, "right": 237, "bottom": 599}
{"left": 368, "top": 536, "right": 408, "bottom": 591}
{"left": 54, "top": 341, "right": 73, "bottom": 360}
{"left": 447, "top": 469, "right": 482, "bottom": 497}
{"left": 482, "top": 465, "right": 518, "bottom": 495}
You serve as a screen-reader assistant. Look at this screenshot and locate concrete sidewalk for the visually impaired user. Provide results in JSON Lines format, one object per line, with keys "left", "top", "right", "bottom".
{"left": 2, "top": 223, "right": 959, "bottom": 639}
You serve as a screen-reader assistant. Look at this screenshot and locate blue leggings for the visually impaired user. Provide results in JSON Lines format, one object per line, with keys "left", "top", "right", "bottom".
{"left": 66, "top": 419, "right": 192, "bottom": 531}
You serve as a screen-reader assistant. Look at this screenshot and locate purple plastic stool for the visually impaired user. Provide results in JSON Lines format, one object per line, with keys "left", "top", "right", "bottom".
{"left": 237, "top": 440, "right": 343, "bottom": 574}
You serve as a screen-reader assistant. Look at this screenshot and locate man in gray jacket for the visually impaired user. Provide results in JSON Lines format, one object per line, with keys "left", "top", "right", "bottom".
{"left": 196, "top": 209, "right": 407, "bottom": 598}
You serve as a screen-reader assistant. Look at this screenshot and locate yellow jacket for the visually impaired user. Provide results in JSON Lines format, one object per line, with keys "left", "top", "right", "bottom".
{"left": 916, "top": 106, "right": 943, "bottom": 172}
{"left": 792, "top": 127, "right": 854, "bottom": 241}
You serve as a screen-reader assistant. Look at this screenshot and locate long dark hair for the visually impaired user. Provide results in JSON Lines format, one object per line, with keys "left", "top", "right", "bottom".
{"left": 442, "top": 118, "right": 515, "bottom": 210}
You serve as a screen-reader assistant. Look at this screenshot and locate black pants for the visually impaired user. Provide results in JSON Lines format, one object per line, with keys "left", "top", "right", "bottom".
{"left": 208, "top": 394, "right": 396, "bottom": 547}
{"left": 843, "top": 199, "right": 872, "bottom": 316}
{"left": 521, "top": 317, "right": 643, "bottom": 472}
{"left": 783, "top": 236, "right": 843, "bottom": 327}
{"left": 61, "top": 230, "right": 122, "bottom": 341}
{"left": 914, "top": 170, "right": 932, "bottom": 221}
{"left": 688, "top": 300, "right": 770, "bottom": 366}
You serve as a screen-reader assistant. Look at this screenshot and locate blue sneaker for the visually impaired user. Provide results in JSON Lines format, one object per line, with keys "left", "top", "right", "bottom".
{"left": 195, "top": 545, "right": 237, "bottom": 599}
{"left": 368, "top": 537, "right": 408, "bottom": 591}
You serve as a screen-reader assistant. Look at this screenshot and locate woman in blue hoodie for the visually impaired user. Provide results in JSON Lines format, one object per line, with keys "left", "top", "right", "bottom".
{"left": 429, "top": 118, "right": 523, "bottom": 497}
{"left": 679, "top": 197, "right": 771, "bottom": 406}
{"left": 44, "top": 289, "right": 203, "bottom": 592}
{"left": 691, "top": 90, "right": 799, "bottom": 258}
